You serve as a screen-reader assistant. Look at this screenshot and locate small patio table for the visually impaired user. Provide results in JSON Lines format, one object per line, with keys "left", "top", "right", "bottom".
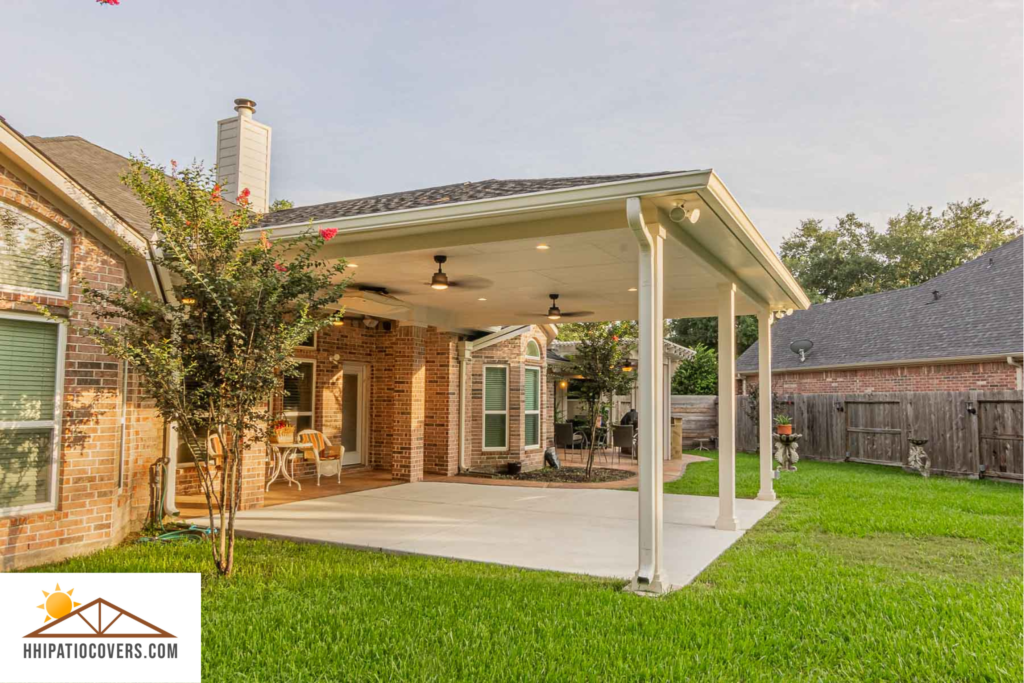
{"left": 694, "top": 438, "right": 711, "bottom": 451}
{"left": 266, "top": 441, "right": 312, "bottom": 491}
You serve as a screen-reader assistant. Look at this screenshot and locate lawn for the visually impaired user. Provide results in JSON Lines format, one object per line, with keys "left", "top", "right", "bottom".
{"left": 23, "top": 452, "right": 1022, "bottom": 682}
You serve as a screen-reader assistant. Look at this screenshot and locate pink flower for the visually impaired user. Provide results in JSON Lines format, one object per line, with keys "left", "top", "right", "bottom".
{"left": 96, "top": 0, "right": 120, "bottom": 5}
{"left": 273, "top": 263, "right": 287, "bottom": 272}
{"left": 211, "top": 184, "right": 222, "bottom": 203}
{"left": 170, "top": 159, "right": 178, "bottom": 171}
{"left": 237, "top": 188, "right": 251, "bottom": 206}
{"left": 319, "top": 227, "right": 338, "bottom": 241}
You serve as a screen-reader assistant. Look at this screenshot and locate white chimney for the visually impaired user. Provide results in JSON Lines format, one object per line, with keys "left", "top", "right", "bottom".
{"left": 215, "top": 98, "right": 272, "bottom": 213}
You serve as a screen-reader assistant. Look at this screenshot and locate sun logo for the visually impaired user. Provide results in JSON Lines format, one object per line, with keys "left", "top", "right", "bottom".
{"left": 37, "top": 583, "right": 81, "bottom": 623}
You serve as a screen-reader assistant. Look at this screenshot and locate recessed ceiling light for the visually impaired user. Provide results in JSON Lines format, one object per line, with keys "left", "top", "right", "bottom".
{"left": 628, "top": 287, "right": 637, "bottom": 292}
{"left": 536, "top": 244, "right": 550, "bottom": 250}
{"left": 478, "top": 297, "right": 487, "bottom": 301}
{"left": 348, "top": 263, "right": 358, "bottom": 268}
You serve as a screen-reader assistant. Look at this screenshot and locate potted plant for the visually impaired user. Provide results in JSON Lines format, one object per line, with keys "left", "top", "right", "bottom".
{"left": 774, "top": 414, "right": 793, "bottom": 435}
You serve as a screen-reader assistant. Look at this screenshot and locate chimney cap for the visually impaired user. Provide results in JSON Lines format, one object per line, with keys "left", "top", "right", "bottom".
{"left": 233, "top": 98, "right": 257, "bottom": 113}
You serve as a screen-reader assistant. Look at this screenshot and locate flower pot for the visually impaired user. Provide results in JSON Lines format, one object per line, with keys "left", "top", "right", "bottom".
{"left": 506, "top": 462, "right": 522, "bottom": 476}
{"left": 776, "top": 424, "right": 793, "bottom": 436}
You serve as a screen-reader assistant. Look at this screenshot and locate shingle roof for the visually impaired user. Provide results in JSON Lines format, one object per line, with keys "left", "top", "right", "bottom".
{"left": 258, "top": 171, "right": 685, "bottom": 228}
{"left": 737, "top": 238, "right": 1024, "bottom": 373}
{"left": 26, "top": 135, "right": 156, "bottom": 238}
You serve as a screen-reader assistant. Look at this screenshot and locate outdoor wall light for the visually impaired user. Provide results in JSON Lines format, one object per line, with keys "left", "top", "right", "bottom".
{"left": 967, "top": 402, "right": 977, "bottom": 415}
{"left": 559, "top": 380, "right": 568, "bottom": 389}
{"left": 180, "top": 297, "right": 196, "bottom": 305}
{"left": 332, "top": 319, "right": 345, "bottom": 326}
{"left": 363, "top": 318, "right": 379, "bottom": 329}
{"left": 669, "top": 204, "right": 700, "bottom": 224}
{"left": 430, "top": 255, "right": 449, "bottom": 290}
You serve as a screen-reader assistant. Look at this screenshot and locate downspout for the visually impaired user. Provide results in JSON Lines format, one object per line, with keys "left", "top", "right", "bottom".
{"left": 457, "top": 341, "right": 471, "bottom": 472}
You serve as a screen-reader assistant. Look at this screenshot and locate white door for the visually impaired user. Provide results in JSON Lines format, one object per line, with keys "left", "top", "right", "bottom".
{"left": 340, "top": 365, "right": 366, "bottom": 466}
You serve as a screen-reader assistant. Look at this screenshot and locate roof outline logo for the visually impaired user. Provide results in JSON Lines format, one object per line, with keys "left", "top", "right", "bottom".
{"left": 25, "top": 595, "right": 175, "bottom": 639}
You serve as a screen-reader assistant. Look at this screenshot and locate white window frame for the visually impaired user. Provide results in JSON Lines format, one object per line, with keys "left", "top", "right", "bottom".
{"left": 117, "top": 361, "right": 129, "bottom": 491}
{"left": 283, "top": 358, "right": 316, "bottom": 431}
{"left": 524, "top": 366, "right": 541, "bottom": 449}
{"left": 0, "top": 310, "right": 66, "bottom": 517}
{"left": 296, "top": 331, "right": 317, "bottom": 350}
{"left": 525, "top": 339, "right": 541, "bottom": 360}
{"left": 0, "top": 206, "right": 71, "bottom": 299}
{"left": 482, "top": 364, "right": 509, "bottom": 451}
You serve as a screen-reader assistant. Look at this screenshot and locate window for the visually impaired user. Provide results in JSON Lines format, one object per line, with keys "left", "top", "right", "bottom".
{"left": 483, "top": 365, "right": 508, "bottom": 450}
{"left": 283, "top": 360, "right": 316, "bottom": 433}
{"left": 116, "top": 362, "right": 129, "bottom": 490}
{"left": 296, "top": 331, "right": 317, "bottom": 349}
{"left": 0, "top": 312, "right": 65, "bottom": 514}
{"left": 0, "top": 207, "right": 70, "bottom": 297}
{"left": 525, "top": 339, "right": 541, "bottom": 360}
{"left": 524, "top": 367, "right": 540, "bottom": 448}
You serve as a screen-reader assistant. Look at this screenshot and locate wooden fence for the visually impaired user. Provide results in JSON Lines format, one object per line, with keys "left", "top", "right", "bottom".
{"left": 671, "top": 395, "right": 717, "bottom": 449}
{"left": 735, "top": 390, "right": 1023, "bottom": 480}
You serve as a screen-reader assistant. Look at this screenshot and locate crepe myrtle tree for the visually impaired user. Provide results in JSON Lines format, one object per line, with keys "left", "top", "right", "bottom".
{"left": 82, "top": 156, "right": 348, "bottom": 576}
{"left": 568, "top": 323, "right": 637, "bottom": 479}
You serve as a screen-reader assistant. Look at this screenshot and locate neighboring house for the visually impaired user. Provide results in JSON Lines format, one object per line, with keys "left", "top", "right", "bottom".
{"left": 1, "top": 99, "right": 810, "bottom": 576}
{"left": 737, "top": 238, "right": 1024, "bottom": 394}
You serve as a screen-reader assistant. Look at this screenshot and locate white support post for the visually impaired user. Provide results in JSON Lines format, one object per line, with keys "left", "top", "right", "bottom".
{"left": 716, "top": 283, "right": 739, "bottom": 531}
{"left": 757, "top": 309, "right": 776, "bottom": 501}
{"left": 627, "top": 197, "right": 667, "bottom": 593}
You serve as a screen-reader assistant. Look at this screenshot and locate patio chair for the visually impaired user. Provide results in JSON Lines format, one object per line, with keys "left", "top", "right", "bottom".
{"left": 297, "top": 429, "right": 345, "bottom": 485}
{"left": 612, "top": 425, "right": 636, "bottom": 464}
{"left": 554, "top": 423, "right": 585, "bottom": 463}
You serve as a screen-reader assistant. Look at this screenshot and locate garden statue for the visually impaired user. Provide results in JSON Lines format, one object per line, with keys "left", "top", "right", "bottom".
{"left": 774, "top": 432, "right": 801, "bottom": 471}
{"left": 908, "top": 438, "right": 930, "bottom": 477}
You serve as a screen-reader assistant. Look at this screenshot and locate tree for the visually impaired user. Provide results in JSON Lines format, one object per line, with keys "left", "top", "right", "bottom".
{"left": 269, "top": 198, "right": 294, "bottom": 212}
{"left": 82, "top": 157, "right": 348, "bottom": 576}
{"left": 557, "top": 320, "right": 637, "bottom": 341}
{"left": 567, "top": 323, "right": 636, "bottom": 479}
{"left": 781, "top": 200, "right": 1020, "bottom": 302}
{"left": 671, "top": 344, "right": 717, "bottom": 395}
{"left": 780, "top": 213, "right": 883, "bottom": 301}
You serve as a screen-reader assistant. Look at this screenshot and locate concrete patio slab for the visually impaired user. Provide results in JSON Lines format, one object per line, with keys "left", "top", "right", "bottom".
{"left": 205, "top": 482, "right": 777, "bottom": 590}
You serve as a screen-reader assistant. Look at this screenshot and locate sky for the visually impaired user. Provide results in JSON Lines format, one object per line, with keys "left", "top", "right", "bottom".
{"left": 1, "top": 0, "right": 1020, "bottom": 248}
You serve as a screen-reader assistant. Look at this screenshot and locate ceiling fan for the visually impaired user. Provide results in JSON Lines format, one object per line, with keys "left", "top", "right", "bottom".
{"left": 427, "top": 255, "right": 492, "bottom": 291}
{"left": 519, "top": 294, "right": 594, "bottom": 321}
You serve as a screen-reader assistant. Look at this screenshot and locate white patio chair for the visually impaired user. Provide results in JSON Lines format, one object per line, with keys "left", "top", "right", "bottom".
{"left": 297, "top": 429, "right": 345, "bottom": 485}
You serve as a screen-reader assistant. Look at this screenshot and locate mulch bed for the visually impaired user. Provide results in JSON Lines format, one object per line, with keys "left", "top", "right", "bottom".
{"left": 493, "top": 466, "right": 633, "bottom": 484}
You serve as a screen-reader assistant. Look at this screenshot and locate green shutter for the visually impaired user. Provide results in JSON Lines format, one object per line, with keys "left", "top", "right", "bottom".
{"left": 484, "top": 367, "right": 507, "bottom": 411}
{"left": 0, "top": 427, "right": 53, "bottom": 508}
{"left": 0, "top": 318, "right": 59, "bottom": 421}
{"left": 525, "top": 415, "right": 539, "bottom": 447}
{"left": 484, "top": 414, "right": 506, "bottom": 449}
{"left": 0, "top": 218, "right": 66, "bottom": 293}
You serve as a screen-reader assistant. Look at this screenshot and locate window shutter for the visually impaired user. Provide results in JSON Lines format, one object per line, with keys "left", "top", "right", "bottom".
{"left": 0, "top": 216, "right": 66, "bottom": 293}
{"left": 524, "top": 368, "right": 539, "bottom": 446}
{"left": 484, "top": 367, "right": 507, "bottom": 411}
{"left": 0, "top": 318, "right": 59, "bottom": 421}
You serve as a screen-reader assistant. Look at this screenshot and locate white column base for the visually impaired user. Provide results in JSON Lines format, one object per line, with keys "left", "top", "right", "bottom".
{"left": 628, "top": 571, "right": 669, "bottom": 595}
{"left": 757, "top": 489, "right": 777, "bottom": 502}
{"left": 715, "top": 516, "right": 739, "bottom": 531}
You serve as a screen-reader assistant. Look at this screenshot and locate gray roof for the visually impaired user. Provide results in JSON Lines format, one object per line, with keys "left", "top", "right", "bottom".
{"left": 737, "top": 237, "right": 1024, "bottom": 373}
{"left": 26, "top": 135, "right": 156, "bottom": 238}
{"left": 259, "top": 171, "right": 684, "bottom": 228}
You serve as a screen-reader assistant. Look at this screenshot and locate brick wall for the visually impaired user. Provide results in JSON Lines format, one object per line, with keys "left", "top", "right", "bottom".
{"left": 741, "top": 360, "right": 1020, "bottom": 396}
{"left": 466, "top": 328, "right": 550, "bottom": 472}
{"left": 0, "top": 161, "right": 164, "bottom": 570}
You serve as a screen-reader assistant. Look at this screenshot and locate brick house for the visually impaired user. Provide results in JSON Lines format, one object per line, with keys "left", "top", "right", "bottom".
{"left": 1, "top": 99, "right": 811, "bottom": 586}
{"left": 737, "top": 238, "right": 1024, "bottom": 394}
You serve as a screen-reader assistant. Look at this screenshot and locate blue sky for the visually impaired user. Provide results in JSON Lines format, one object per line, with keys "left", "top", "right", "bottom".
{"left": 2, "top": 0, "right": 1020, "bottom": 247}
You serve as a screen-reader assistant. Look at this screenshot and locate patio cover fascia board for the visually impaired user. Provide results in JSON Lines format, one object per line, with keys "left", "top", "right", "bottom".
{"left": 251, "top": 170, "right": 809, "bottom": 316}
{"left": 0, "top": 120, "right": 164, "bottom": 300}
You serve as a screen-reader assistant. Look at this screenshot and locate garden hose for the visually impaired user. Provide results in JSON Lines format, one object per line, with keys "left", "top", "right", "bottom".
{"left": 137, "top": 457, "right": 214, "bottom": 545}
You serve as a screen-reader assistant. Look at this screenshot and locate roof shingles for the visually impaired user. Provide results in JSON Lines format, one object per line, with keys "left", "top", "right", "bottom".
{"left": 737, "top": 238, "right": 1024, "bottom": 372}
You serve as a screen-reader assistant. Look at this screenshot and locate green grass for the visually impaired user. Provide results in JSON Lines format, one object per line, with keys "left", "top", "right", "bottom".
{"left": 23, "top": 453, "right": 1022, "bottom": 681}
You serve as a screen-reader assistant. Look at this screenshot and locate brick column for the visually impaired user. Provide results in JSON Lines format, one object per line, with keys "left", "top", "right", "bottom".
{"left": 391, "top": 325, "right": 427, "bottom": 482}
{"left": 424, "top": 328, "right": 460, "bottom": 476}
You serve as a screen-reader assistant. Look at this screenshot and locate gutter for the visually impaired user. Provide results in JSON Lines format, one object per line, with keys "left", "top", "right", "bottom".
{"left": 736, "top": 352, "right": 1024, "bottom": 375}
